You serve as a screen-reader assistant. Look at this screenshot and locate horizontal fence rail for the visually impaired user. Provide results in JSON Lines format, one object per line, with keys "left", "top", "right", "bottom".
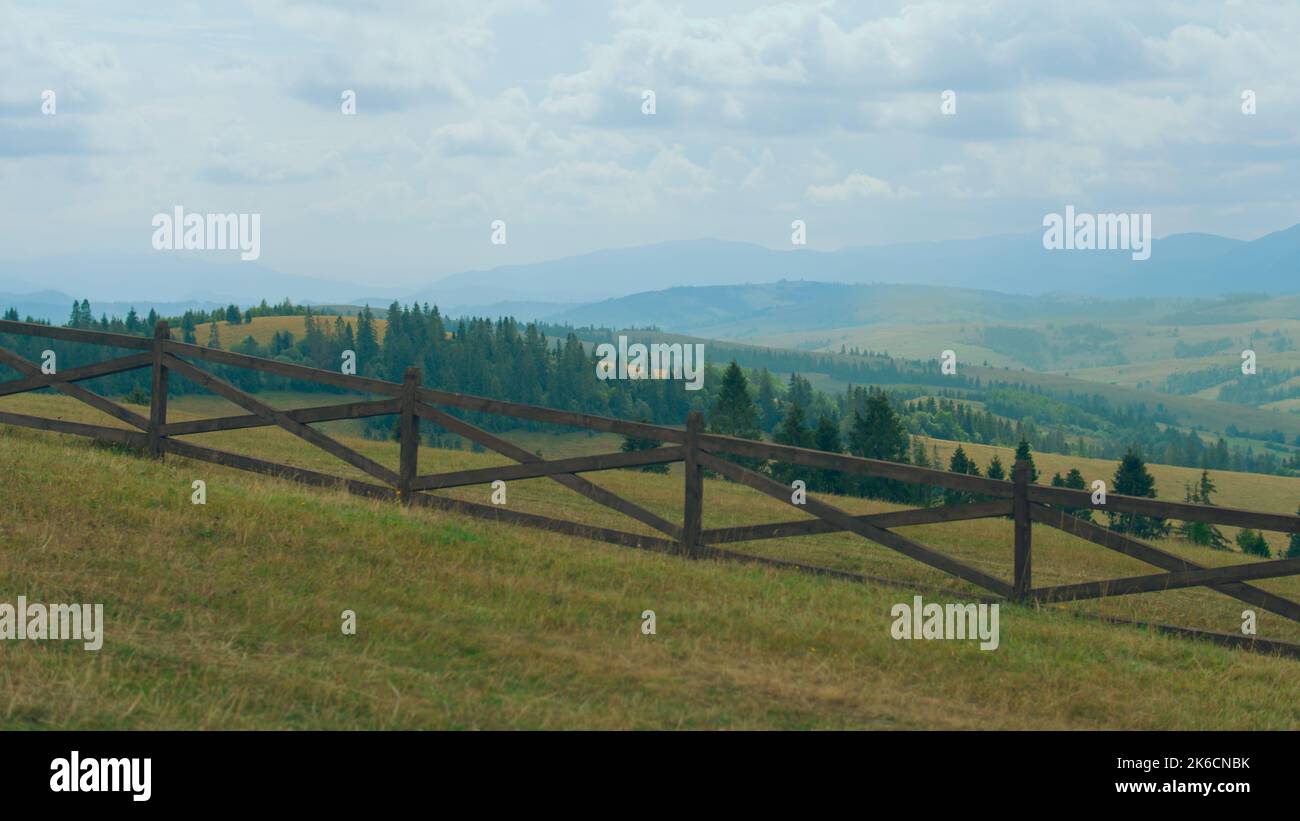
{"left": 2, "top": 317, "right": 1300, "bottom": 658}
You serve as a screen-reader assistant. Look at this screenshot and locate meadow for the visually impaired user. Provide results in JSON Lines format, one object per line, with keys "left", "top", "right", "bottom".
{"left": 2, "top": 389, "right": 1299, "bottom": 729}
{"left": 194, "top": 315, "right": 388, "bottom": 349}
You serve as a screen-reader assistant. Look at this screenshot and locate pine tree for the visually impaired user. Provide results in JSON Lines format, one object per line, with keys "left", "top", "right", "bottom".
{"left": 911, "top": 440, "right": 930, "bottom": 470}
{"left": 708, "top": 360, "right": 763, "bottom": 473}
{"left": 771, "top": 401, "right": 813, "bottom": 484}
{"left": 354, "top": 307, "right": 380, "bottom": 377}
{"left": 774, "top": 401, "right": 813, "bottom": 448}
{"left": 811, "top": 414, "right": 843, "bottom": 494}
{"left": 847, "top": 390, "right": 911, "bottom": 501}
{"left": 1178, "top": 469, "right": 1228, "bottom": 550}
{"left": 708, "top": 361, "right": 761, "bottom": 439}
{"left": 910, "top": 438, "right": 937, "bottom": 507}
{"left": 1063, "top": 467, "right": 1092, "bottom": 521}
{"left": 847, "top": 391, "right": 909, "bottom": 462}
{"left": 206, "top": 322, "right": 221, "bottom": 349}
{"left": 948, "top": 445, "right": 972, "bottom": 475}
{"left": 1013, "top": 439, "right": 1039, "bottom": 482}
{"left": 755, "top": 368, "right": 781, "bottom": 432}
{"left": 786, "top": 373, "right": 813, "bottom": 414}
{"left": 1109, "top": 448, "right": 1169, "bottom": 538}
{"left": 943, "top": 445, "right": 982, "bottom": 505}
{"left": 814, "top": 414, "right": 841, "bottom": 453}
{"left": 987, "top": 455, "right": 1006, "bottom": 481}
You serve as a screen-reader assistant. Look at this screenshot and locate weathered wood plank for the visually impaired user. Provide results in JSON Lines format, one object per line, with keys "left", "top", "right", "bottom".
{"left": 0, "top": 351, "right": 153, "bottom": 397}
{"left": 701, "top": 500, "right": 1014, "bottom": 545}
{"left": 0, "top": 410, "right": 148, "bottom": 448}
{"left": 681, "top": 411, "right": 704, "bottom": 556}
{"left": 416, "top": 385, "right": 687, "bottom": 443}
{"left": 148, "top": 323, "right": 169, "bottom": 457}
{"left": 1012, "top": 458, "right": 1032, "bottom": 600}
{"left": 166, "top": 435, "right": 679, "bottom": 553}
{"left": 699, "top": 433, "right": 1015, "bottom": 498}
{"left": 398, "top": 367, "right": 420, "bottom": 505}
{"left": 0, "top": 346, "right": 149, "bottom": 430}
{"left": 1030, "top": 503, "right": 1300, "bottom": 624}
{"left": 1029, "top": 484, "right": 1300, "bottom": 533}
{"left": 410, "top": 446, "right": 684, "bottom": 491}
{"left": 413, "top": 401, "right": 683, "bottom": 540}
{"left": 696, "top": 451, "right": 1015, "bottom": 598}
{"left": 159, "top": 398, "right": 401, "bottom": 436}
{"left": 163, "top": 338, "right": 402, "bottom": 396}
{"left": 407, "top": 491, "right": 680, "bottom": 553}
{"left": 1032, "top": 557, "right": 1300, "bottom": 604}
{"left": 164, "top": 354, "right": 400, "bottom": 487}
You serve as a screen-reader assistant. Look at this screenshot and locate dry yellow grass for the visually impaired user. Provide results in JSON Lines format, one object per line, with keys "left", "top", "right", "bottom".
{"left": 195, "top": 315, "right": 388, "bottom": 349}
{"left": 916, "top": 436, "right": 1299, "bottom": 556}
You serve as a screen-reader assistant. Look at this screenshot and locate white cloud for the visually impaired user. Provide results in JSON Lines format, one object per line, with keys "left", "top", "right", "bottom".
{"left": 806, "top": 172, "right": 917, "bottom": 203}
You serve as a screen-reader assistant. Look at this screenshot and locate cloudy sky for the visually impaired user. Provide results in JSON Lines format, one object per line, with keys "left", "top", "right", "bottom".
{"left": 3, "top": 0, "right": 1299, "bottom": 289}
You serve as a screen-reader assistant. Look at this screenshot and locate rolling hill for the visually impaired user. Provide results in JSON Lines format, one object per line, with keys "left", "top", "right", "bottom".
{"left": 194, "top": 314, "right": 388, "bottom": 348}
{"left": 2, "top": 391, "right": 1300, "bottom": 729}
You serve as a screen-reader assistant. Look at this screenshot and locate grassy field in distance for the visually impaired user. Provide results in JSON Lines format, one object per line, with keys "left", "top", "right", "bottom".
{"left": 743, "top": 314, "right": 1300, "bottom": 378}
{"left": 913, "top": 435, "right": 1299, "bottom": 557}
{"left": 195, "top": 316, "right": 1300, "bottom": 445}
{"left": 194, "top": 315, "right": 389, "bottom": 349}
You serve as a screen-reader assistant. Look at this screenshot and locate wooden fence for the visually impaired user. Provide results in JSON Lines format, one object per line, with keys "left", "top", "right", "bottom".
{"left": 3, "top": 317, "right": 1300, "bottom": 656}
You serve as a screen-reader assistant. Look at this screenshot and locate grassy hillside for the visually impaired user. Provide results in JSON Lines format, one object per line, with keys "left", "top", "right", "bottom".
{"left": 194, "top": 315, "right": 388, "bottom": 349}
{"left": 728, "top": 291, "right": 1300, "bottom": 436}
{"left": 741, "top": 293, "right": 1300, "bottom": 378}
{"left": 589, "top": 329, "right": 1300, "bottom": 441}
{"left": 2, "top": 391, "right": 1300, "bottom": 729}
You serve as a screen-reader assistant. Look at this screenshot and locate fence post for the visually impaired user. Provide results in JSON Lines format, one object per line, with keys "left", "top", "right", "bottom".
{"left": 147, "top": 321, "right": 169, "bottom": 458}
{"left": 398, "top": 366, "right": 421, "bottom": 505}
{"left": 681, "top": 411, "right": 704, "bottom": 557}
{"left": 1013, "top": 458, "right": 1032, "bottom": 600}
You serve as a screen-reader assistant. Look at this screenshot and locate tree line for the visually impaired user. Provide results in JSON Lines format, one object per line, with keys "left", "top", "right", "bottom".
{"left": 630, "top": 361, "right": 1299, "bottom": 558}
{"left": 3, "top": 297, "right": 1298, "bottom": 491}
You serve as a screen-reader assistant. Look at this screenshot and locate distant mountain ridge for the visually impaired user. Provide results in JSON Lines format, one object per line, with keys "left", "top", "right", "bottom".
{"left": 0, "top": 254, "right": 374, "bottom": 307}
{"left": 546, "top": 281, "right": 1212, "bottom": 340}
{"left": 419, "top": 226, "right": 1297, "bottom": 307}
{"left": 0, "top": 223, "right": 1296, "bottom": 318}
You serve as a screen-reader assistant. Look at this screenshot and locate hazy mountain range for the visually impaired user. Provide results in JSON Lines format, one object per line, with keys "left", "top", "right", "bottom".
{"left": 412, "top": 223, "right": 1299, "bottom": 309}
{"left": 2, "top": 224, "right": 1297, "bottom": 324}
{"left": 549, "top": 282, "right": 1146, "bottom": 339}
